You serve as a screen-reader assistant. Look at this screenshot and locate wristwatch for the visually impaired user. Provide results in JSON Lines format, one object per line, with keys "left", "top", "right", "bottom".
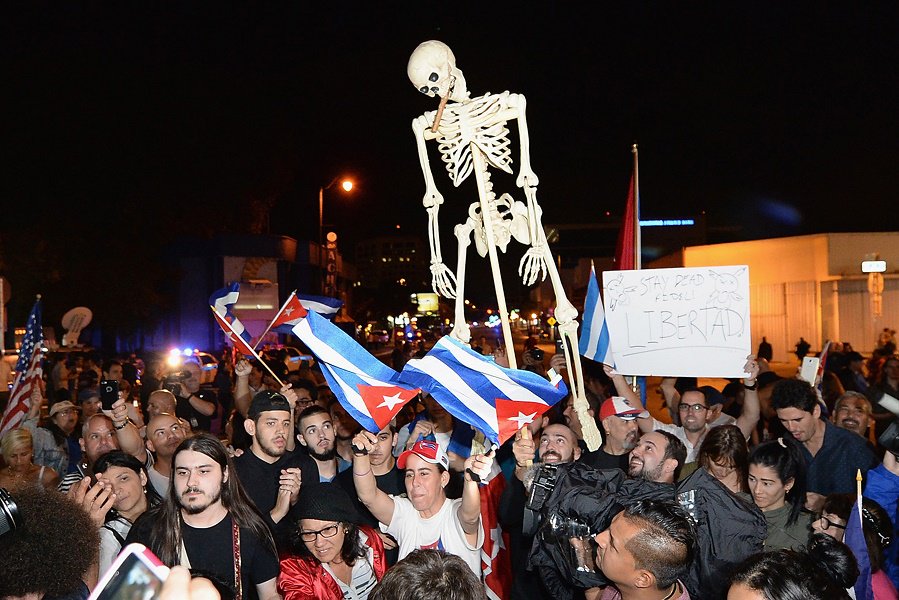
{"left": 114, "top": 418, "right": 131, "bottom": 430}
{"left": 743, "top": 381, "right": 758, "bottom": 391}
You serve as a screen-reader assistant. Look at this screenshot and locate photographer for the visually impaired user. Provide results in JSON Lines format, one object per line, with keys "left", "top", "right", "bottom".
{"left": 163, "top": 360, "right": 217, "bottom": 433}
{"left": 499, "top": 423, "right": 581, "bottom": 599}
{"left": 865, "top": 441, "right": 899, "bottom": 589}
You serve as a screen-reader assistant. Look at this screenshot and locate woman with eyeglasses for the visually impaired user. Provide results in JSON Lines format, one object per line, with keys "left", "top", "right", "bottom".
{"left": 747, "top": 436, "right": 812, "bottom": 550}
{"left": 814, "top": 493, "right": 899, "bottom": 599}
{"left": 279, "top": 483, "right": 386, "bottom": 600}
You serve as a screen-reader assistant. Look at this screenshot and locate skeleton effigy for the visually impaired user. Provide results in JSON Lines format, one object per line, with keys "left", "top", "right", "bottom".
{"left": 406, "top": 40, "right": 602, "bottom": 450}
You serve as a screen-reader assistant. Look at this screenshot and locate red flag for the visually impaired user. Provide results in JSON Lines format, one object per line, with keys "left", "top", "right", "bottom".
{"left": 271, "top": 291, "right": 308, "bottom": 331}
{"left": 615, "top": 171, "right": 636, "bottom": 270}
{"left": 211, "top": 308, "right": 258, "bottom": 357}
{"left": 356, "top": 384, "right": 419, "bottom": 432}
{"left": 480, "top": 469, "right": 512, "bottom": 600}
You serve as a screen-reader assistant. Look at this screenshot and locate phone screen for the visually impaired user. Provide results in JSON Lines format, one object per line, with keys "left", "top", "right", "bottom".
{"left": 94, "top": 552, "right": 165, "bottom": 600}
{"left": 100, "top": 380, "right": 119, "bottom": 411}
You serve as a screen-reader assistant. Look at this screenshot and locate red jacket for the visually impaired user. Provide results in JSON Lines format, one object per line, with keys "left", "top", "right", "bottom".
{"left": 278, "top": 525, "right": 387, "bottom": 600}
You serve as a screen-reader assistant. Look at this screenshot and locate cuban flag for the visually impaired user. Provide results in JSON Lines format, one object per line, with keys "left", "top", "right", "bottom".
{"left": 0, "top": 298, "right": 43, "bottom": 436}
{"left": 296, "top": 293, "right": 343, "bottom": 320}
{"left": 211, "top": 308, "right": 258, "bottom": 358}
{"left": 292, "top": 310, "right": 419, "bottom": 433}
{"left": 400, "top": 336, "right": 568, "bottom": 446}
{"left": 846, "top": 496, "right": 874, "bottom": 600}
{"left": 578, "top": 262, "right": 615, "bottom": 366}
{"left": 209, "top": 283, "right": 253, "bottom": 347}
{"left": 270, "top": 290, "right": 308, "bottom": 334}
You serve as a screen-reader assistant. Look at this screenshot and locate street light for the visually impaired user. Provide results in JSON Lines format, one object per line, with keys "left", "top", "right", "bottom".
{"left": 318, "top": 177, "right": 353, "bottom": 295}
{"left": 319, "top": 177, "right": 354, "bottom": 252}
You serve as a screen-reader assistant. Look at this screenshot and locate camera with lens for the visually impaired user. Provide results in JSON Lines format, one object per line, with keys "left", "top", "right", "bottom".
{"left": 878, "top": 419, "right": 899, "bottom": 459}
{"left": 528, "top": 347, "right": 545, "bottom": 362}
{"left": 162, "top": 370, "right": 191, "bottom": 397}
{"left": 0, "top": 488, "right": 22, "bottom": 539}
{"left": 523, "top": 462, "right": 560, "bottom": 536}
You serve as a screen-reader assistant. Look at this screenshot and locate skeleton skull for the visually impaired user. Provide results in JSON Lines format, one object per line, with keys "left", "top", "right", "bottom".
{"left": 407, "top": 40, "right": 469, "bottom": 102}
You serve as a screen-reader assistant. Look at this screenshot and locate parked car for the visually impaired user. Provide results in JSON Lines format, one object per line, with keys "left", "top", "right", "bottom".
{"left": 368, "top": 330, "right": 390, "bottom": 345}
{"left": 262, "top": 345, "right": 314, "bottom": 372}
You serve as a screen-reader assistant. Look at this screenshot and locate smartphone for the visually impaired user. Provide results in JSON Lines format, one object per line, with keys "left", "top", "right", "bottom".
{"left": 89, "top": 543, "right": 169, "bottom": 600}
{"left": 100, "top": 380, "right": 120, "bottom": 411}
{"left": 799, "top": 357, "right": 819, "bottom": 385}
{"left": 555, "top": 337, "right": 565, "bottom": 354}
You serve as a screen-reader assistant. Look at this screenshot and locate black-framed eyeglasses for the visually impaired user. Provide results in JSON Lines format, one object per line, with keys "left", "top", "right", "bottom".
{"left": 678, "top": 403, "right": 709, "bottom": 413}
{"left": 299, "top": 524, "right": 340, "bottom": 542}
{"left": 815, "top": 515, "right": 846, "bottom": 530}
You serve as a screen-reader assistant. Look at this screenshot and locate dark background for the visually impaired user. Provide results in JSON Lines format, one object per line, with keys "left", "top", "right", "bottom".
{"left": 2, "top": 2, "right": 897, "bottom": 331}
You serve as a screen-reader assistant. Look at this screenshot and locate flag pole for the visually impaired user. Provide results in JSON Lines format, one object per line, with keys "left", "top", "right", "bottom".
{"left": 253, "top": 290, "right": 297, "bottom": 350}
{"left": 632, "top": 143, "right": 641, "bottom": 270}
{"left": 209, "top": 306, "right": 284, "bottom": 388}
{"left": 630, "top": 143, "right": 641, "bottom": 393}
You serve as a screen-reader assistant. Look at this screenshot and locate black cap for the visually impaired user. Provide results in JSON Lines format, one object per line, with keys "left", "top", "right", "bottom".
{"left": 296, "top": 483, "right": 359, "bottom": 523}
{"left": 248, "top": 390, "right": 291, "bottom": 419}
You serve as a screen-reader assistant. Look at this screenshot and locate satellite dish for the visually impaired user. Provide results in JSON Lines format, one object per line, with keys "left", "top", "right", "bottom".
{"left": 62, "top": 307, "right": 92, "bottom": 332}
{"left": 61, "top": 307, "right": 92, "bottom": 348}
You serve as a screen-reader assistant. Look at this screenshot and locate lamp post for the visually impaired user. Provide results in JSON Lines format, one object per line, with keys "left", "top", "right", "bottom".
{"left": 318, "top": 177, "right": 353, "bottom": 292}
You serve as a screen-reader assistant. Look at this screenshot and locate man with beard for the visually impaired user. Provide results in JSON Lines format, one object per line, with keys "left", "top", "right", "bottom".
{"left": 501, "top": 422, "right": 583, "bottom": 599}
{"left": 582, "top": 397, "right": 646, "bottom": 471}
{"left": 126, "top": 434, "right": 280, "bottom": 600}
{"left": 233, "top": 390, "right": 318, "bottom": 551}
{"left": 336, "top": 422, "right": 405, "bottom": 565}
{"left": 297, "top": 405, "right": 350, "bottom": 482}
{"left": 831, "top": 390, "right": 874, "bottom": 440}
{"left": 772, "top": 378, "right": 878, "bottom": 512}
{"left": 145, "top": 412, "right": 187, "bottom": 496}
{"left": 627, "top": 430, "right": 687, "bottom": 484}
{"left": 638, "top": 356, "right": 760, "bottom": 463}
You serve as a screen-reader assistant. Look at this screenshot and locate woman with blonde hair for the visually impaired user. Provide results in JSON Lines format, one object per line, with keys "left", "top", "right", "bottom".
{"left": 0, "top": 428, "right": 59, "bottom": 490}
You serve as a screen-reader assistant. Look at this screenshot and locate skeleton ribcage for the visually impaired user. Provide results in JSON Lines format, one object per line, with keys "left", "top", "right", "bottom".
{"left": 436, "top": 93, "right": 514, "bottom": 188}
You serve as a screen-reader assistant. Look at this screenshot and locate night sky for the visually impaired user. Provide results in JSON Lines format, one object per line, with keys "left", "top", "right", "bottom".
{"left": 3, "top": 3, "right": 898, "bottom": 323}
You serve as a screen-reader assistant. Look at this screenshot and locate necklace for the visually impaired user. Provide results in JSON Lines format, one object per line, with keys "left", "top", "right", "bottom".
{"left": 661, "top": 583, "right": 678, "bottom": 600}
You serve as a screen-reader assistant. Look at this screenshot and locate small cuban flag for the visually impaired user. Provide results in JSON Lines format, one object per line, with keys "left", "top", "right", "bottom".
{"left": 292, "top": 310, "right": 419, "bottom": 433}
{"left": 209, "top": 283, "right": 254, "bottom": 348}
{"left": 399, "top": 336, "right": 568, "bottom": 446}
{"left": 578, "top": 262, "right": 615, "bottom": 366}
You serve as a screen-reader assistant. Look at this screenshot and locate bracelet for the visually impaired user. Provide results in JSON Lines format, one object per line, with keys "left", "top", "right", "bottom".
{"left": 743, "top": 381, "right": 758, "bottom": 391}
{"left": 114, "top": 418, "right": 131, "bottom": 430}
{"left": 353, "top": 468, "right": 372, "bottom": 477}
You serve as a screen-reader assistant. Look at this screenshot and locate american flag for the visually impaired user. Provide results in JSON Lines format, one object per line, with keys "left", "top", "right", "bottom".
{"left": 0, "top": 298, "right": 43, "bottom": 436}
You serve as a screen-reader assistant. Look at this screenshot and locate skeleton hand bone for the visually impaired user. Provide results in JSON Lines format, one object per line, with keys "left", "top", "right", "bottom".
{"left": 519, "top": 246, "right": 548, "bottom": 286}
{"left": 431, "top": 262, "right": 458, "bottom": 298}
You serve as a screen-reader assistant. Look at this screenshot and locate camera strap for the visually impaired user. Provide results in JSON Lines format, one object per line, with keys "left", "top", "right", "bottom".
{"left": 232, "top": 519, "right": 242, "bottom": 599}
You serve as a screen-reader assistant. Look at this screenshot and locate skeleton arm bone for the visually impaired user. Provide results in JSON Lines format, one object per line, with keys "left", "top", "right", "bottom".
{"left": 508, "top": 93, "right": 541, "bottom": 247}
{"left": 413, "top": 115, "right": 457, "bottom": 297}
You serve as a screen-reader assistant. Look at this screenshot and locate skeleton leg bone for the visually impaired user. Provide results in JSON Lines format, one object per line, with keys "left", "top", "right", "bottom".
{"left": 537, "top": 225, "right": 602, "bottom": 451}
{"left": 450, "top": 219, "right": 475, "bottom": 344}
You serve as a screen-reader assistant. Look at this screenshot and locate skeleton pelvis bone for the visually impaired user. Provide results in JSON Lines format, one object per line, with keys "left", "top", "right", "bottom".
{"left": 467, "top": 194, "right": 530, "bottom": 257}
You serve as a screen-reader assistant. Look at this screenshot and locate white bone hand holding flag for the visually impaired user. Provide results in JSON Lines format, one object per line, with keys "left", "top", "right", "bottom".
{"left": 291, "top": 310, "right": 418, "bottom": 433}
{"left": 399, "top": 335, "right": 568, "bottom": 446}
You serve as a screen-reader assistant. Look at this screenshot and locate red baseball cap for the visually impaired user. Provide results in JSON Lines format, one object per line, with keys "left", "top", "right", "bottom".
{"left": 599, "top": 396, "right": 649, "bottom": 421}
{"left": 397, "top": 439, "right": 450, "bottom": 470}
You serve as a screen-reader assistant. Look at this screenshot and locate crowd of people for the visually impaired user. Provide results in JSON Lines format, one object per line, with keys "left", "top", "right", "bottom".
{"left": 1, "top": 330, "right": 898, "bottom": 600}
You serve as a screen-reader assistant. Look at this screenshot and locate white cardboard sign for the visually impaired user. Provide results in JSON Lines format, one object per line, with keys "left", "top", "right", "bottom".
{"left": 601, "top": 266, "right": 751, "bottom": 377}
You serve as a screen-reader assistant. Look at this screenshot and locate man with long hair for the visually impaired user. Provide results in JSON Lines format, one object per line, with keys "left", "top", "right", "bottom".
{"left": 126, "top": 433, "right": 280, "bottom": 599}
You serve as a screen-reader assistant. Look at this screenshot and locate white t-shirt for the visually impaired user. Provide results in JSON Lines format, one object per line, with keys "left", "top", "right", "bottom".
{"left": 384, "top": 496, "right": 484, "bottom": 576}
{"left": 653, "top": 414, "right": 737, "bottom": 463}
{"left": 148, "top": 466, "right": 170, "bottom": 497}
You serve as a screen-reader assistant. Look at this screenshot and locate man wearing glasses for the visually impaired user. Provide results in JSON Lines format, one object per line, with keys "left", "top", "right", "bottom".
{"left": 636, "top": 357, "right": 760, "bottom": 463}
